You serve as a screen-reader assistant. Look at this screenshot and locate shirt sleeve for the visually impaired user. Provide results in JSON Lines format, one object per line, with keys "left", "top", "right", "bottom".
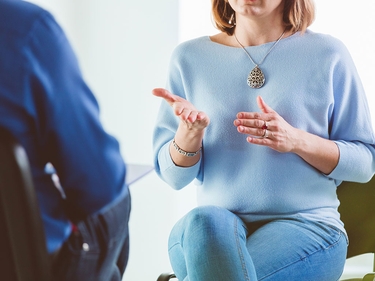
{"left": 326, "top": 40, "right": 375, "bottom": 183}
{"left": 24, "top": 11, "right": 127, "bottom": 219}
{"left": 153, "top": 46, "right": 202, "bottom": 190}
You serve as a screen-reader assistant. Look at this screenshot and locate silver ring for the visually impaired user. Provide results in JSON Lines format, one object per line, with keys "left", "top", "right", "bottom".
{"left": 262, "top": 129, "right": 268, "bottom": 138}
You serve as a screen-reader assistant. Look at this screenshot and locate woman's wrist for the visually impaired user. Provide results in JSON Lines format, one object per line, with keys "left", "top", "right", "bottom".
{"left": 172, "top": 139, "right": 202, "bottom": 157}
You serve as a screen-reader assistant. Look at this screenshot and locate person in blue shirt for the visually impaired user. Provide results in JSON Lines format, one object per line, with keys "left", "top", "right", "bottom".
{"left": 0, "top": 0, "right": 130, "bottom": 280}
{"left": 152, "top": 0, "right": 375, "bottom": 280}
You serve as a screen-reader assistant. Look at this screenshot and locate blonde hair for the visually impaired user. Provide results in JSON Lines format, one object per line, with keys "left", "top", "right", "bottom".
{"left": 211, "top": 0, "right": 315, "bottom": 35}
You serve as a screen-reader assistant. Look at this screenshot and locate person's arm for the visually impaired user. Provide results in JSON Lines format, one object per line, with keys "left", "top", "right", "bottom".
{"left": 234, "top": 40, "right": 375, "bottom": 183}
{"left": 27, "top": 11, "right": 127, "bottom": 219}
{"left": 288, "top": 129, "right": 339, "bottom": 175}
{"left": 152, "top": 87, "right": 209, "bottom": 189}
{"left": 153, "top": 88, "right": 208, "bottom": 167}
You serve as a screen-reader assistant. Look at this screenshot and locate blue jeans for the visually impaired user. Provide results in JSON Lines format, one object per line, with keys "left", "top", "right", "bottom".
{"left": 52, "top": 191, "right": 131, "bottom": 281}
{"left": 168, "top": 206, "right": 347, "bottom": 281}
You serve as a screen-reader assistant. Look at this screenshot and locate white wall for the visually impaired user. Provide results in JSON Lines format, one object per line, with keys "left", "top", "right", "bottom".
{"left": 26, "top": 0, "right": 375, "bottom": 280}
{"left": 312, "top": 1, "right": 375, "bottom": 128}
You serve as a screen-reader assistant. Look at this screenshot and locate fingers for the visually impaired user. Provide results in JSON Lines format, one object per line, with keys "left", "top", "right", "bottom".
{"left": 236, "top": 111, "right": 267, "bottom": 120}
{"left": 257, "top": 96, "right": 274, "bottom": 114}
{"left": 152, "top": 88, "right": 210, "bottom": 128}
{"left": 182, "top": 110, "right": 209, "bottom": 124}
{"left": 234, "top": 116, "right": 271, "bottom": 137}
{"left": 152, "top": 88, "right": 190, "bottom": 116}
{"left": 180, "top": 108, "right": 199, "bottom": 122}
{"left": 235, "top": 96, "right": 275, "bottom": 132}
{"left": 246, "top": 135, "right": 273, "bottom": 145}
{"left": 236, "top": 123, "right": 269, "bottom": 138}
{"left": 234, "top": 118, "right": 266, "bottom": 128}
{"left": 237, "top": 96, "right": 276, "bottom": 120}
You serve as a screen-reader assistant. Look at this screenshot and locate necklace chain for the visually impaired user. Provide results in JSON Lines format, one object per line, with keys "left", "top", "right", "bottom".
{"left": 234, "top": 28, "right": 287, "bottom": 88}
{"left": 234, "top": 28, "right": 286, "bottom": 67}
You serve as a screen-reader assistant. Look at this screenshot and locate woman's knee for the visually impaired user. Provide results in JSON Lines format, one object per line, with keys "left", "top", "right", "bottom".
{"left": 170, "top": 206, "right": 245, "bottom": 247}
{"left": 185, "top": 206, "right": 236, "bottom": 232}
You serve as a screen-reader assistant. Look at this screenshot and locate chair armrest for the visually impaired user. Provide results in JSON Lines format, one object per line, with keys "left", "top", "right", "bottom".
{"left": 157, "top": 272, "right": 177, "bottom": 281}
{"left": 363, "top": 273, "right": 375, "bottom": 281}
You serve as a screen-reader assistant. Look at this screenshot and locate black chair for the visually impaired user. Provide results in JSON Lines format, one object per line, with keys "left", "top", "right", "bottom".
{"left": 0, "top": 128, "right": 51, "bottom": 281}
{"left": 157, "top": 177, "right": 375, "bottom": 281}
{"left": 157, "top": 272, "right": 177, "bottom": 281}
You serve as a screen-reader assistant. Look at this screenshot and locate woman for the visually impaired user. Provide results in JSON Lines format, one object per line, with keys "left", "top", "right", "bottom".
{"left": 152, "top": 0, "right": 375, "bottom": 280}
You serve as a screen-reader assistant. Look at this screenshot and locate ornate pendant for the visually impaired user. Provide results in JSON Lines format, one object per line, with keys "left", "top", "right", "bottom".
{"left": 247, "top": 66, "right": 265, "bottom": 89}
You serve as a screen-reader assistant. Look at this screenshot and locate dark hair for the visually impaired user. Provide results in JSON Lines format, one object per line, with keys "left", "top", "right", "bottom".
{"left": 211, "top": 0, "right": 315, "bottom": 35}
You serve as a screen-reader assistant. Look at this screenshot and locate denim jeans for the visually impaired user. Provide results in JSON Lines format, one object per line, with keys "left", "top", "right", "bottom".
{"left": 168, "top": 205, "right": 347, "bottom": 281}
{"left": 52, "top": 191, "right": 131, "bottom": 281}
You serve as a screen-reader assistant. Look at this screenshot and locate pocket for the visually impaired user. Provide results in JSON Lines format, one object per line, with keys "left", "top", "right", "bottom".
{"left": 52, "top": 227, "right": 102, "bottom": 281}
{"left": 52, "top": 193, "right": 130, "bottom": 280}
{"left": 313, "top": 222, "right": 348, "bottom": 250}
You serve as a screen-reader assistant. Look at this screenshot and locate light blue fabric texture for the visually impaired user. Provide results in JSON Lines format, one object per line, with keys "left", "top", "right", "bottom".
{"left": 168, "top": 206, "right": 348, "bottom": 281}
{"left": 153, "top": 31, "right": 375, "bottom": 235}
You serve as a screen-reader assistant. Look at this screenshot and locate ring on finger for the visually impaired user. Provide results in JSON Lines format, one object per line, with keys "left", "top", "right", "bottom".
{"left": 261, "top": 120, "right": 268, "bottom": 130}
{"left": 262, "top": 129, "right": 270, "bottom": 138}
{"left": 262, "top": 129, "right": 266, "bottom": 138}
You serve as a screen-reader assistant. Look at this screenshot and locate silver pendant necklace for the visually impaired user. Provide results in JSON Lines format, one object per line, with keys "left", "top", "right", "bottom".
{"left": 234, "top": 29, "right": 286, "bottom": 89}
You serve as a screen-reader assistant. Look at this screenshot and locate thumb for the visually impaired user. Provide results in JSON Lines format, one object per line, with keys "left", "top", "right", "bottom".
{"left": 152, "top": 88, "right": 176, "bottom": 105}
{"left": 256, "top": 96, "right": 274, "bottom": 114}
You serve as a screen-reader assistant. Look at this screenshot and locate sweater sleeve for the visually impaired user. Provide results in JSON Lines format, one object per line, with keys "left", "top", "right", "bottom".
{"left": 25, "top": 11, "right": 127, "bottom": 219}
{"left": 326, "top": 39, "right": 375, "bottom": 183}
{"left": 153, "top": 45, "right": 202, "bottom": 190}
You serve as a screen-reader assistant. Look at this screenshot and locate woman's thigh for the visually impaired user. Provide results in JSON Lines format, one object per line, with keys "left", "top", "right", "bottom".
{"left": 246, "top": 218, "right": 348, "bottom": 281}
{"left": 168, "top": 206, "right": 257, "bottom": 281}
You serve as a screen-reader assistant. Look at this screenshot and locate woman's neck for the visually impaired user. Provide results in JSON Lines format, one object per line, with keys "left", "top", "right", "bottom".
{"left": 233, "top": 18, "right": 286, "bottom": 46}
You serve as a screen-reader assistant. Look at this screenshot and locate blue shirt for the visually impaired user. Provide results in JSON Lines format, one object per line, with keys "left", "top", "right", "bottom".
{"left": 153, "top": 32, "right": 375, "bottom": 234}
{"left": 0, "top": 0, "right": 128, "bottom": 253}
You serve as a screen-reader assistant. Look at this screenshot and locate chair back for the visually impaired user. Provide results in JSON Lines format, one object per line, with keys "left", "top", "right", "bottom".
{"left": 0, "top": 128, "right": 51, "bottom": 281}
{"left": 337, "top": 177, "right": 375, "bottom": 259}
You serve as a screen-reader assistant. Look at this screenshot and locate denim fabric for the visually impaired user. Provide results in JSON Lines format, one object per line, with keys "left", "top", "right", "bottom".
{"left": 52, "top": 192, "right": 131, "bottom": 281}
{"left": 168, "top": 206, "right": 347, "bottom": 281}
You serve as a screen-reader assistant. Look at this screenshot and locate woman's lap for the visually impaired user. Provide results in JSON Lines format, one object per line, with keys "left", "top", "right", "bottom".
{"left": 247, "top": 218, "right": 347, "bottom": 281}
{"left": 168, "top": 205, "right": 347, "bottom": 281}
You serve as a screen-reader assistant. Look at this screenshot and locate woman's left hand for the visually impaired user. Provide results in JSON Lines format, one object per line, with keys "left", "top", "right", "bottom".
{"left": 233, "top": 96, "right": 299, "bottom": 153}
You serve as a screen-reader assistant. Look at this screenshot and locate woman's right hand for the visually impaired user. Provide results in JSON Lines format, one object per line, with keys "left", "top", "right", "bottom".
{"left": 152, "top": 88, "right": 210, "bottom": 131}
{"left": 153, "top": 88, "right": 209, "bottom": 167}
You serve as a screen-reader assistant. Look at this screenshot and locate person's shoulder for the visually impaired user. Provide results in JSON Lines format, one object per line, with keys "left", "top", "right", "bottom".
{"left": 301, "top": 29, "right": 348, "bottom": 53}
{"left": 175, "top": 36, "right": 211, "bottom": 50}
{"left": 172, "top": 36, "right": 211, "bottom": 55}
{"left": 0, "top": 0, "right": 53, "bottom": 36}
{"left": 0, "top": 0, "right": 46, "bottom": 17}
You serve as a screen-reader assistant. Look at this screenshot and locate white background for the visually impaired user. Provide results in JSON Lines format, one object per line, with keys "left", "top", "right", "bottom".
{"left": 25, "top": 0, "right": 375, "bottom": 280}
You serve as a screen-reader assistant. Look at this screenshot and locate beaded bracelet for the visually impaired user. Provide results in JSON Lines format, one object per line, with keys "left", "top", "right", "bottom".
{"left": 172, "top": 139, "right": 202, "bottom": 157}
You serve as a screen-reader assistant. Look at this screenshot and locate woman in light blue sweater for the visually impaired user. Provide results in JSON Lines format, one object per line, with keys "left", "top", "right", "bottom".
{"left": 153, "top": 0, "right": 375, "bottom": 280}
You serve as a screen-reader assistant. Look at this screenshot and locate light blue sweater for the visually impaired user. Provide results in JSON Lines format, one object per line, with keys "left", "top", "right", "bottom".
{"left": 153, "top": 30, "right": 375, "bottom": 232}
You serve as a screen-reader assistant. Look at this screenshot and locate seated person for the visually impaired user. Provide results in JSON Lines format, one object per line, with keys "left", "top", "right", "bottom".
{"left": 0, "top": 0, "right": 131, "bottom": 280}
